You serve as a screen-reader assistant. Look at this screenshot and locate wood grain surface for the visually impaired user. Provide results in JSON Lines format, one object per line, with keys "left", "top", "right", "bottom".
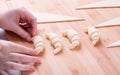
{"left": 0, "top": 0, "right": 120, "bottom": 75}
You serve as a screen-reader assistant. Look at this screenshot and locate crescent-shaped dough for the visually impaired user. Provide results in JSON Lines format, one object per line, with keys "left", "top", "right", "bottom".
{"left": 46, "top": 33, "right": 62, "bottom": 55}
{"left": 32, "top": 35, "right": 45, "bottom": 54}
{"left": 63, "top": 29, "right": 80, "bottom": 50}
{"left": 84, "top": 27, "right": 100, "bottom": 45}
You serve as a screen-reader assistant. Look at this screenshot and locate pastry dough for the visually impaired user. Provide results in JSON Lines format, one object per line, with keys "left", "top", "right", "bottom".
{"left": 84, "top": 27, "right": 99, "bottom": 45}
{"left": 107, "top": 40, "right": 120, "bottom": 48}
{"left": 46, "top": 33, "right": 62, "bottom": 55}
{"left": 31, "top": 12, "right": 84, "bottom": 24}
{"left": 76, "top": 0, "right": 120, "bottom": 10}
{"left": 95, "top": 17, "right": 120, "bottom": 28}
{"left": 63, "top": 29, "right": 80, "bottom": 50}
{"left": 32, "top": 35, "right": 45, "bottom": 54}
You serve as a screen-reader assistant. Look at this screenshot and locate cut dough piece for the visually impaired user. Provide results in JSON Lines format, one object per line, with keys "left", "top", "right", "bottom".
{"left": 95, "top": 17, "right": 120, "bottom": 28}
{"left": 107, "top": 40, "right": 120, "bottom": 48}
{"left": 84, "top": 27, "right": 100, "bottom": 45}
{"left": 46, "top": 33, "right": 62, "bottom": 55}
{"left": 32, "top": 35, "right": 45, "bottom": 54}
{"left": 76, "top": 0, "right": 120, "bottom": 10}
{"left": 63, "top": 29, "right": 80, "bottom": 50}
{"left": 32, "top": 12, "right": 84, "bottom": 24}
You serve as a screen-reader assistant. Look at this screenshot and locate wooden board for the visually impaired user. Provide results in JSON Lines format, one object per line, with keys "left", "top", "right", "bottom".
{"left": 95, "top": 17, "right": 120, "bottom": 28}
{"left": 32, "top": 12, "right": 84, "bottom": 24}
{"left": 76, "top": 0, "right": 120, "bottom": 10}
{"left": 1, "top": 0, "right": 120, "bottom": 75}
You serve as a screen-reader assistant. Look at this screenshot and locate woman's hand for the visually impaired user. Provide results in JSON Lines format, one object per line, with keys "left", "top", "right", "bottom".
{"left": 0, "top": 7, "right": 37, "bottom": 41}
{"left": 0, "top": 40, "right": 41, "bottom": 71}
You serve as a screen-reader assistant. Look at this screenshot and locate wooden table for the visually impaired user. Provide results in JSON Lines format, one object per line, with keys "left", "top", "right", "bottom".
{"left": 0, "top": 0, "right": 120, "bottom": 75}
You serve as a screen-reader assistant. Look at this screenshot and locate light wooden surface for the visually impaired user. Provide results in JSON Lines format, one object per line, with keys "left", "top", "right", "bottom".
{"left": 1, "top": 0, "right": 120, "bottom": 75}
{"left": 76, "top": 0, "right": 120, "bottom": 10}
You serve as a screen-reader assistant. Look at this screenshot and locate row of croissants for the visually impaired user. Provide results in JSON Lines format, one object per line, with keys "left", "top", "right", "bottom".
{"left": 32, "top": 26, "right": 100, "bottom": 55}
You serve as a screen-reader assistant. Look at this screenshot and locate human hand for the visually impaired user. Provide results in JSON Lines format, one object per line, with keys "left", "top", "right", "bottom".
{"left": 0, "top": 40, "right": 41, "bottom": 72}
{"left": 0, "top": 7, "right": 37, "bottom": 41}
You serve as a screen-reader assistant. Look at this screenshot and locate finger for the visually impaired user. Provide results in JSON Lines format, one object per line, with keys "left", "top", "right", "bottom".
{"left": 25, "top": 26, "right": 32, "bottom": 36}
{"left": 19, "top": 23, "right": 32, "bottom": 34}
{"left": 11, "top": 43, "right": 38, "bottom": 55}
{"left": 12, "top": 24, "right": 31, "bottom": 41}
{"left": 22, "top": 19, "right": 37, "bottom": 36}
{"left": 5, "top": 61, "right": 35, "bottom": 71}
{"left": 10, "top": 53, "right": 41, "bottom": 64}
{"left": 0, "top": 70, "right": 10, "bottom": 75}
{"left": 18, "top": 7, "right": 37, "bottom": 36}
{"left": 31, "top": 18, "right": 37, "bottom": 36}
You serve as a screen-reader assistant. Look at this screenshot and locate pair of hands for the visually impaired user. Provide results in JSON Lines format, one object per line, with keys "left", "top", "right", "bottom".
{"left": 0, "top": 8, "right": 40, "bottom": 75}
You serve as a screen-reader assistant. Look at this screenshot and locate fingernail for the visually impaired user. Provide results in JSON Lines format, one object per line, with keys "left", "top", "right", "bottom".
{"left": 29, "top": 66, "right": 35, "bottom": 71}
{"left": 33, "top": 51, "right": 38, "bottom": 55}
{"left": 38, "top": 59, "right": 42, "bottom": 64}
{"left": 36, "top": 58, "right": 41, "bottom": 64}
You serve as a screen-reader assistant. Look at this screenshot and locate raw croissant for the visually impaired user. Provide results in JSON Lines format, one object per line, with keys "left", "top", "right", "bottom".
{"left": 32, "top": 35, "right": 45, "bottom": 54}
{"left": 84, "top": 26, "right": 99, "bottom": 45}
{"left": 63, "top": 29, "right": 80, "bottom": 50}
{"left": 46, "top": 33, "right": 62, "bottom": 55}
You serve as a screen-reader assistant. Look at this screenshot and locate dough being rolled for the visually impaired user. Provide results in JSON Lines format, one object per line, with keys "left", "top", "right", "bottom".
{"left": 32, "top": 35, "right": 45, "bottom": 54}
{"left": 84, "top": 26, "right": 99, "bottom": 45}
{"left": 46, "top": 33, "right": 62, "bottom": 55}
{"left": 63, "top": 29, "right": 80, "bottom": 50}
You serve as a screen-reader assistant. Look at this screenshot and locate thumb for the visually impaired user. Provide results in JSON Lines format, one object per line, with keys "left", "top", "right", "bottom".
{"left": 12, "top": 25, "right": 31, "bottom": 41}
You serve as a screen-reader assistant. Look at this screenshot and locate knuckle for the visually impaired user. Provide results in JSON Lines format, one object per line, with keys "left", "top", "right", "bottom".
{"left": 5, "top": 62, "right": 16, "bottom": 69}
{"left": 16, "top": 55, "right": 25, "bottom": 63}
{"left": 10, "top": 53, "right": 23, "bottom": 62}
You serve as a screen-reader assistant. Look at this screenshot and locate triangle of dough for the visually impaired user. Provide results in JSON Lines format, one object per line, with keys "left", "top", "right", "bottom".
{"left": 32, "top": 12, "right": 84, "bottom": 24}
{"left": 76, "top": 0, "right": 120, "bottom": 10}
{"left": 95, "top": 17, "right": 120, "bottom": 28}
{"left": 107, "top": 40, "right": 120, "bottom": 48}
